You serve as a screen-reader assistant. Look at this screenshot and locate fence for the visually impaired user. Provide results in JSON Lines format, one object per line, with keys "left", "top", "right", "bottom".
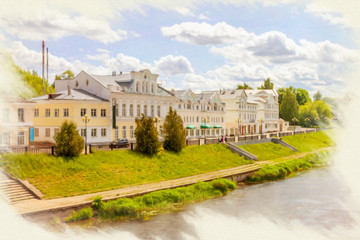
{"left": 3, "top": 146, "right": 54, "bottom": 155}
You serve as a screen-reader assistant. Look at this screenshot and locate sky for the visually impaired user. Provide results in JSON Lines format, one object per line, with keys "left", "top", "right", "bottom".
{"left": 0, "top": 0, "right": 359, "bottom": 97}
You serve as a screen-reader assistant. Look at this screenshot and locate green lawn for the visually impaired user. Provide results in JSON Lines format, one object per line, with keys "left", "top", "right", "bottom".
{"left": 0, "top": 144, "right": 252, "bottom": 198}
{"left": 282, "top": 130, "right": 335, "bottom": 152}
{"left": 238, "top": 142, "right": 295, "bottom": 161}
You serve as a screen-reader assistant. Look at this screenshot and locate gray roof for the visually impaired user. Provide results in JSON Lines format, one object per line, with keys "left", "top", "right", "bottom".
{"left": 31, "top": 89, "right": 108, "bottom": 102}
{"left": 90, "top": 74, "right": 132, "bottom": 86}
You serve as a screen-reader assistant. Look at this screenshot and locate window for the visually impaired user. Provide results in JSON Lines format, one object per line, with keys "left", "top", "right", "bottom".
{"left": 80, "top": 108, "right": 86, "bottom": 117}
{"left": 101, "top": 128, "right": 106, "bottom": 137}
{"left": 34, "top": 128, "right": 39, "bottom": 137}
{"left": 18, "top": 108, "right": 24, "bottom": 122}
{"left": 54, "top": 128, "right": 60, "bottom": 136}
{"left": 101, "top": 109, "right": 106, "bottom": 117}
{"left": 17, "top": 132, "right": 25, "bottom": 145}
{"left": 3, "top": 132, "right": 10, "bottom": 145}
{"left": 151, "top": 84, "right": 154, "bottom": 93}
{"left": 157, "top": 105, "right": 161, "bottom": 117}
{"left": 151, "top": 105, "right": 154, "bottom": 117}
{"left": 75, "top": 81, "right": 79, "bottom": 87}
{"left": 45, "top": 109, "right": 50, "bottom": 117}
{"left": 178, "top": 104, "right": 181, "bottom": 109}
{"left": 187, "top": 101, "right": 191, "bottom": 109}
{"left": 81, "top": 129, "right": 86, "bottom": 137}
{"left": 34, "top": 109, "right": 39, "bottom": 117}
{"left": 3, "top": 109, "right": 9, "bottom": 122}
{"left": 130, "top": 126, "right": 134, "bottom": 138}
{"left": 122, "top": 104, "right": 126, "bottom": 116}
{"left": 114, "top": 127, "right": 119, "bottom": 139}
{"left": 54, "top": 109, "right": 59, "bottom": 117}
{"left": 129, "top": 104, "right": 134, "bottom": 117}
{"left": 45, "top": 128, "right": 50, "bottom": 137}
{"left": 86, "top": 79, "right": 89, "bottom": 86}
{"left": 91, "top": 129, "right": 97, "bottom": 137}
{"left": 91, "top": 109, "right": 97, "bottom": 117}
{"left": 136, "top": 82, "right": 140, "bottom": 92}
{"left": 63, "top": 108, "right": 69, "bottom": 117}
{"left": 144, "top": 105, "right": 147, "bottom": 117}
{"left": 137, "top": 104, "right": 141, "bottom": 117}
{"left": 122, "top": 126, "right": 126, "bottom": 139}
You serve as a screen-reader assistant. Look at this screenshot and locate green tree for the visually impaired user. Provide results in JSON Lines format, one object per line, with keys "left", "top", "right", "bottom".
{"left": 55, "top": 70, "right": 75, "bottom": 80}
{"left": 295, "top": 88, "right": 311, "bottom": 105}
{"left": 298, "top": 103, "right": 319, "bottom": 127}
{"left": 313, "top": 91, "right": 322, "bottom": 101}
{"left": 135, "top": 114, "right": 160, "bottom": 156}
{"left": 54, "top": 121, "right": 84, "bottom": 157}
{"left": 237, "top": 83, "right": 253, "bottom": 89}
{"left": 277, "top": 87, "right": 286, "bottom": 105}
{"left": 258, "top": 78, "right": 274, "bottom": 89}
{"left": 162, "top": 106, "right": 187, "bottom": 152}
{"left": 279, "top": 88, "right": 299, "bottom": 121}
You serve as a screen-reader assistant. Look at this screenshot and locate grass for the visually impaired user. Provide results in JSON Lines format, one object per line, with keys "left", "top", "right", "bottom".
{"left": 91, "top": 178, "right": 236, "bottom": 221}
{"left": 0, "top": 144, "right": 251, "bottom": 198}
{"left": 282, "top": 130, "right": 335, "bottom": 152}
{"left": 238, "top": 142, "right": 295, "bottom": 160}
{"left": 65, "top": 207, "right": 93, "bottom": 223}
{"left": 245, "top": 151, "right": 331, "bottom": 183}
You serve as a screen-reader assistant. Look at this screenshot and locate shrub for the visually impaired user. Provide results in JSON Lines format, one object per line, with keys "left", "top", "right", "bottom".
{"left": 162, "top": 106, "right": 187, "bottom": 153}
{"left": 54, "top": 120, "right": 84, "bottom": 157}
{"left": 65, "top": 207, "right": 93, "bottom": 222}
{"left": 92, "top": 196, "right": 104, "bottom": 211}
{"left": 134, "top": 114, "right": 160, "bottom": 156}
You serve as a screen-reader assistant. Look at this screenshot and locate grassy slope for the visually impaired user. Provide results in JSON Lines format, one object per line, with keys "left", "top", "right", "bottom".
{"left": 239, "top": 142, "right": 295, "bottom": 160}
{"left": 282, "top": 130, "right": 335, "bottom": 152}
{"left": 0, "top": 144, "right": 251, "bottom": 198}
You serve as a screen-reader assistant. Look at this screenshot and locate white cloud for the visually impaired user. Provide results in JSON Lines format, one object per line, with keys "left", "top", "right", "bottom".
{"left": 0, "top": 8, "right": 127, "bottom": 44}
{"left": 154, "top": 55, "right": 193, "bottom": 75}
{"left": 161, "top": 22, "right": 249, "bottom": 45}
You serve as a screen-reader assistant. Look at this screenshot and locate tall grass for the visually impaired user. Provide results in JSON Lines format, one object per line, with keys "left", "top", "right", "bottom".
{"left": 65, "top": 207, "right": 93, "bottom": 222}
{"left": 91, "top": 178, "right": 236, "bottom": 220}
{"left": 0, "top": 144, "right": 250, "bottom": 198}
{"left": 245, "top": 152, "right": 329, "bottom": 183}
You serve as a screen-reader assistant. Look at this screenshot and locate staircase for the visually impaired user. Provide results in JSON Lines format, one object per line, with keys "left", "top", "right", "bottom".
{"left": 226, "top": 142, "right": 258, "bottom": 161}
{"left": 0, "top": 170, "right": 37, "bottom": 203}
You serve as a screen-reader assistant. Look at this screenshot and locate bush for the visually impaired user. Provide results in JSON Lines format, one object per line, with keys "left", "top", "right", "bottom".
{"left": 54, "top": 120, "right": 84, "bottom": 157}
{"left": 134, "top": 114, "right": 160, "bottom": 156}
{"left": 162, "top": 106, "right": 187, "bottom": 153}
{"left": 65, "top": 207, "right": 93, "bottom": 222}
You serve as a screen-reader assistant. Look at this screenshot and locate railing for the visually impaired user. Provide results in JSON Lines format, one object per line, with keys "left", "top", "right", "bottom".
{"left": 2, "top": 146, "right": 55, "bottom": 155}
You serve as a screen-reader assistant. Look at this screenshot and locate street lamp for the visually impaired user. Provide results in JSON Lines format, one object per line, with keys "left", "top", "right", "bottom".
{"left": 292, "top": 117, "right": 298, "bottom": 135}
{"left": 304, "top": 117, "right": 310, "bottom": 127}
{"left": 257, "top": 118, "right": 264, "bottom": 135}
{"left": 82, "top": 114, "right": 90, "bottom": 155}
{"left": 235, "top": 117, "right": 242, "bottom": 136}
{"left": 201, "top": 117, "right": 209, "bottom": 138}
{"left": 153, "top": 116, "right": 161, "bottom": 133}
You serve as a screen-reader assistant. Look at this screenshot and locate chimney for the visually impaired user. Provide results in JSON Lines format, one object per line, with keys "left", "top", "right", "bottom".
{"left": 119, "top": 71, "right": 122, "bottom": 75}
{"left": 67, "top": 85, "right": 71, "bottom": 95}
{"left": 112, "top": 71, "right": 116, "bottom": 76}
{"left": 42, "top": 41, "right": 45, "bottom": 95}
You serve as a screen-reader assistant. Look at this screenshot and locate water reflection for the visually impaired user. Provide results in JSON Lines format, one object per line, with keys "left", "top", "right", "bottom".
{"left": 81, "top": 166, "right": 355, "bottom": 239}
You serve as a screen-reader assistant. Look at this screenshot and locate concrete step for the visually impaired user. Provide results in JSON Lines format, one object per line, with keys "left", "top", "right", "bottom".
{"left": 10, "top": 195, "right": 35, "bottom": 202}
{"left": 5, "top": 187, "right": 31, "bottom": 194}
{"left": 8, "top": 192, "right": 33, "bottom": 198}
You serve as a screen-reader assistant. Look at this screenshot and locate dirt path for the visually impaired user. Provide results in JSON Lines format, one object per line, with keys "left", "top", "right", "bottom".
{"left": 10, "top": 147, "right": 333, "bottom": 216}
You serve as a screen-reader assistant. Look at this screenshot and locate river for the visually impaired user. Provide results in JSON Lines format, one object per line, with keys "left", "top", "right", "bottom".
{"left": 60, "top": 164, "right": 359, "bottom": 240}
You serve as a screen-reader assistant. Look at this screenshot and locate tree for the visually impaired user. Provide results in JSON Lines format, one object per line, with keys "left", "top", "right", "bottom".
{"left": 162, "top": 106, "right": 187, "bottom": 152}
{"left": 54, "top": 121, "right": 84, "bottom": 157}
{"left": 258, "top": 78, "right": 274, "bottom": 89}
{"left": 313, "top": 91, "right": 322, "bottom": 101}
{"left": 279, "top": 88, "right": 299, "bottom": 121}
{"left": 298, "top": 100, "right": 331, "bottom": 127}
{"left": 237, "top": 83, "right": 253, "bottom": 90}
{"left": 55, "top": 70, "right": 75, "bottom": 80}
{"left": 295, "top": 88, "right": 311, "bottom": 105}
{"left": 135, "top": 114, "right": 160, "bottom": 156}
{"left": 277, "top": 87, "right": 286, "bottom": 105}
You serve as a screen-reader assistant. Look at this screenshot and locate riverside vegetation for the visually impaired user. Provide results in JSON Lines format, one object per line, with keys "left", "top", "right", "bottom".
{"left": 0, "top": 144, "right": 251, "bottom": 198}
{"left": 64, "top": 178, "right": 236, "bottom": 222}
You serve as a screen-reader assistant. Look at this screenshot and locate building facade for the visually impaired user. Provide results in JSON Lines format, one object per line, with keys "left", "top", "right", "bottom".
{"left": 0, "top": 95, "right": 35, "bottom": 146}
{"left": 220, "top": 89, "right": 280, "bottom": 135}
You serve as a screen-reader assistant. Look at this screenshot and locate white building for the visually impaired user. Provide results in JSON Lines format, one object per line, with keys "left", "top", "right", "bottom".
{"left": 174, "top": 89, "right": 226, "bottom": 138}
{"left": 219, "top": 89, "right": 280, "bottom": 135}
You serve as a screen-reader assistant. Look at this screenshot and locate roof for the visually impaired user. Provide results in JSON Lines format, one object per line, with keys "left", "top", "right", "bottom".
{"left": 31, "top": 89, "right": 108, "bottom": 102}
{"left": 0, "top": 94, "right": 35, "bottom": 103}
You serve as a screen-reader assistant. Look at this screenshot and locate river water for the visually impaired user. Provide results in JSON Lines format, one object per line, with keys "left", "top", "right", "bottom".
{"left": 64, "top": 165, "right": 359, "bottom": 240}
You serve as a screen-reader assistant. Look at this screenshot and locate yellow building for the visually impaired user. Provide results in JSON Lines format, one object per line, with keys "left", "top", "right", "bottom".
{"left": 31, "top": 89, "right": 110, "bottom": 144}
{"left": 0, "top": 95, "right": 35, "bottom": 146}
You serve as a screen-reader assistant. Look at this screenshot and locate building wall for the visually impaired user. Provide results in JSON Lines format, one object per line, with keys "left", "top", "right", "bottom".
{"left": 33, "top": 100, "right": 111, "bottom": 144}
